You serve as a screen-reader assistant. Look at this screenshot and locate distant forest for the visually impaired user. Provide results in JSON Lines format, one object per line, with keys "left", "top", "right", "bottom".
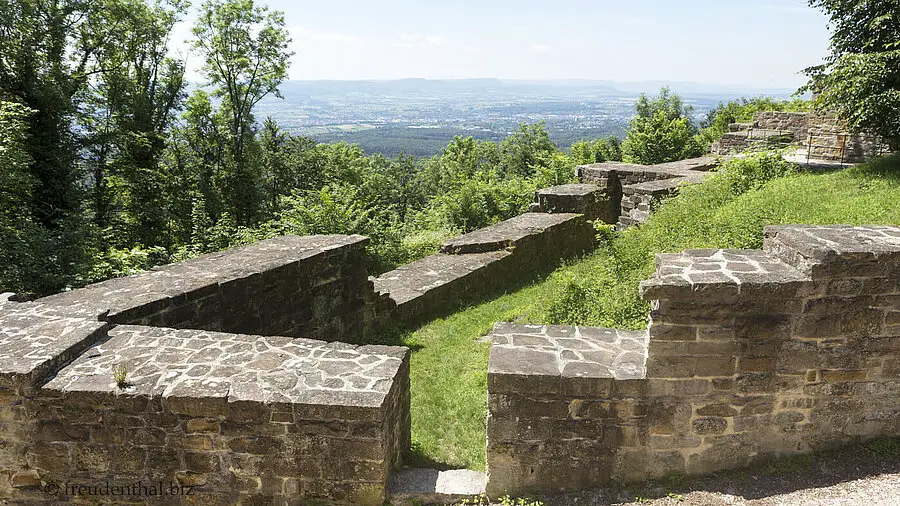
{"left": 312, "top": 125, "right": 628, "bottom": 158}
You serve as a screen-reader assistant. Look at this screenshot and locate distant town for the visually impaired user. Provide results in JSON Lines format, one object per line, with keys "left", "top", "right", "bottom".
{"left": 254, "top": 79, "right": 797, "bottom": 157}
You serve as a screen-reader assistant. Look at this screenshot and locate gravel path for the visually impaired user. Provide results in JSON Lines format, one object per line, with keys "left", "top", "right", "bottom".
{"left": 530, "top": 439, "right": 900, "bottom": 506}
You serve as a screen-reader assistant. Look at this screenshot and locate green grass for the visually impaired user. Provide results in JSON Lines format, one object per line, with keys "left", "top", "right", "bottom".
{"left": 403, "top": 154, "right": 900, "bottom": 470}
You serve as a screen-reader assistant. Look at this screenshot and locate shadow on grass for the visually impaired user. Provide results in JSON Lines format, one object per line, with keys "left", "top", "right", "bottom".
{"left": 403, "top": 442, "right": 462, "bottom": 471}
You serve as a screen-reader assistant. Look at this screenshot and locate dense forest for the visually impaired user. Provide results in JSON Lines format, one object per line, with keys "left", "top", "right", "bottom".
{"left": 0, "top": 0, "right": 851, "bottom": 299}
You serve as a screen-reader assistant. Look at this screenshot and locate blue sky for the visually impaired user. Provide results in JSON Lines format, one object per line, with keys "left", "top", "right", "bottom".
{"left": 172, "top": 0, "right": 831, "bottom": 89}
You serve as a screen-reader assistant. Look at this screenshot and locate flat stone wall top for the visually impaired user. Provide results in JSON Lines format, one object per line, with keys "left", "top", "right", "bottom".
{"left": 579, "top": 157, "right": 717, "bottom": 181}
{"left": 35, "top": 234, "right": 368, "bottom": 320}
{"left": 652, "top": 157, "right": 718, "bottom": 173}
{"left": 536, "top": 184, "right": 602, "bottom": 198}
{"left": 373, "top": 251, "right": 509, "bottom": 306}
{"left": 488, "top": 323, "right": 648, "bottom": 381}
{"left": 579, "top": 163, "right": 682, "bottom": 182}
{"left": 440, "top": 213, "right": 582, "bottom": 254}
{"left": 45, "top": 325, "right": 407, "bottom": 412}
{"left": 622, "top": 177, "right": 691, "bottom": 194}
{"left": 0, "top": 303, "right": 107, "bottom": 385}
{"left": 765, "top": 225, "right": 900, "bottom": 262}
{"left": 640, "top": 249, "right": 807, "bottom": 300}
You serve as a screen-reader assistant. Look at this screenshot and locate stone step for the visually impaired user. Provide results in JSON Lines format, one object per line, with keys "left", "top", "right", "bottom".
{"left": 389, "top": 468, "right": 486, "bottom": 505}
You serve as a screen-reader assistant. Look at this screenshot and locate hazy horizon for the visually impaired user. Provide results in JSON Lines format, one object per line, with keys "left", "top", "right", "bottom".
{"left": 170, "top": 0, "right": 830, "bottom": 90}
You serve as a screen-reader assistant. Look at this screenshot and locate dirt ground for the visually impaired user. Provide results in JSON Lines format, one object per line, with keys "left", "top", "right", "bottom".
{"left": 531, "top": 439, "right": 900, "bottom": 506}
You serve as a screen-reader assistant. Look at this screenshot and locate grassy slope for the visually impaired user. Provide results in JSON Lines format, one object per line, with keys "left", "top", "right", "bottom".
{"left": 403, "top": 155, "right": 900, "bottom": 470}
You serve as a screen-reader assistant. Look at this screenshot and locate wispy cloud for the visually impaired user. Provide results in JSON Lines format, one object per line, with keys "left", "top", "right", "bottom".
{"left": 530, "top": 44, "right": 552, "bottom": 54}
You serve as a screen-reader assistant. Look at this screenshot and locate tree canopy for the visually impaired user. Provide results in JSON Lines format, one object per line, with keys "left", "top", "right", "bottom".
{"left": 804, "top": 0, "right": 900, "bottom": 150}
{"left": 621, "top": 87, "right": 704, "bottom": 165}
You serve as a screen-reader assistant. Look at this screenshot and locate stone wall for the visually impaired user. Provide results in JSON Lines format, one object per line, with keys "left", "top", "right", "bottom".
{"left": 35, "top": 235, "right": 380, "bottom": 343}
{"left": 486, "top": 324, "right": 649, "bottom": 493}
{"left": 486, "top": 225, "right": 900, "bottom": 496}
{"left": 576, "top": 157, "right": 715, "bottom": 230}
{"left": 374, "top": 213, "right": 596, "bottom": 327}
{"left": 755, "top": 111, "right": 810, "bottom": 141}
{"left": 0, "top": 235, "right": 412, "bottom": 504}
{"left": 712, "top": 111, "right": 889, "bottom": 162}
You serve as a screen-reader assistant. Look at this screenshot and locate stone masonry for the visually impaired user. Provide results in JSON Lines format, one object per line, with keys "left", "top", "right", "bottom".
{"left": 576, "top": 157, "right": 716, "bottom": 229}
{"left": 712, "top": 111, "right": 889, "bottom": 162}
{"left": 0, "top": 235, "right": 410, "bottom": 504}
{"left": 374, "top": 212, "right": 596, "bottom": 327}
{"left": 34, "top": 234, "right": 380, "bottom": 343}
{"left": 486, "top": 225, "right": 900, "bottom": 496}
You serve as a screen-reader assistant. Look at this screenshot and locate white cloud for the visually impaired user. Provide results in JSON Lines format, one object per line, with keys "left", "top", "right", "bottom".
{"left": 530, "top": 44, "right": 552, "bottom": 54}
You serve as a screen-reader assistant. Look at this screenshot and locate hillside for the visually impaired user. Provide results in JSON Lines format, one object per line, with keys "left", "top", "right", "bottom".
{"left": 404, "top": 154, "right": 900, "bottom": 470}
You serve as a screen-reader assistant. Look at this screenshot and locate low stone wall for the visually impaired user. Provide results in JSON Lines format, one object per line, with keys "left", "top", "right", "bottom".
{"left": 713, "top": 111, "right": 888, "bottom": 162}
{"left": 486, "top": 225, "right": 900, "bottom": 496}
{"left": 374, "top": 213, "right": 596, "bottom": 327}
{"left": 576, "top": 157, "right": 715, "bottom": 229}
{"left": 486, "top": 324, "right": 649, "bottom": 493}
{"left": 0, "top": 235, "right": 412, "bottom": 504}
{"left": 532, "top": 184, "right": 616, "bottom": 223}
{"left": 755, "top": 111, "right": 810, "bottom": 141}
{"left": 35, "top": 235, "right": 379, "bottom": 343}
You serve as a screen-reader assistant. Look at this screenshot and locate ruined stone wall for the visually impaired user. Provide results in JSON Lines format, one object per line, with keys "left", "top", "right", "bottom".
{"left": 714, "top": 111, "right": 888, "bottom": 162}
{"left": 6, "top": 326, "right": 410, "bottom": 504}
{"left": 374, "top": 213, "right": 596, "bottom": 327}
{"left": 754, "top": 111, "right": 810, "bottom": 141}
{"left": 806, "top": 112, "right": 885, "bottom": 163}
{"left": 0, "top": 236, "right": 411, "bottom": 504}
{"left": 486, "top": 225, "right": 900, "bottom": 496}
{"left": 576, "top": 158, "right": 714, "bottom": 230}
{"left": 486, "top": 324, "right": 650, "bottom": 493}
{"left": 36, "top": 235, "right": 380, "bottom": 343}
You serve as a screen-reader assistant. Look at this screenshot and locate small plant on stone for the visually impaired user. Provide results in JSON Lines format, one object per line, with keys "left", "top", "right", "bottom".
{"left": 111, "top": 364, "right": 129, "bottom": 389}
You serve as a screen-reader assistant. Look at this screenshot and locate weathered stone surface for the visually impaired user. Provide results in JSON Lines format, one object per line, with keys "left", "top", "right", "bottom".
{"left": 489, "top": 324, "right": 648, "bottom": 381}
{"left": 375, "top": 213, "right": 595, "bottom": 326}
{"left": 441, "top": 213, "right": 585, "bottom": 254}
{"left": 0, "top": 234, "right": 415, "bottom": 504}
{"left": 389, "top": 468, "right": 486, "bottom": 505}
{"left": 31, "top": 235, "right": 379, "bottom": 343}
{"left": 0, "top": 305, "right": 108, "bottom": 384}
{"left": 534, "top": 184, "right": 614, "bottom": 222}
{"left": 640, "top": 248, "right": 808, "bottom": 301}
{"left": 577, "top": 157, "right": 717, "bottom": 229}
{"left": 765, "top": 224, "right": 900, "bottom": 274}
{"left": 44, "top": 325, "right": 404, "bottom": 407}
{"left": 487, "top": 225, "right": 900, "bottom": 497}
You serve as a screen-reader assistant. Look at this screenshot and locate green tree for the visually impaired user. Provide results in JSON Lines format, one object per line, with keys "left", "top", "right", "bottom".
{"left": 500, "top": 122, "right": 558, "bottom": 177}
{"left": 0, "top": 102, "right": 36, "bottom": 291}
{"left": 192, "top": 0, "right": 293, "bottom": 224}
{"left": 83, "top": 0, "right": 187, "bottom": 247}
{"left": 571, "top": 136, "right": 623, "bottom": 165}
{"left": 0, "top": 0, "right": 108, "bottom": 227}
{"left": 621, "top": 87, "right": 704, "bottom": 165}
{"left": 804, "top": 1, "right": 900, "bottom": 151}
